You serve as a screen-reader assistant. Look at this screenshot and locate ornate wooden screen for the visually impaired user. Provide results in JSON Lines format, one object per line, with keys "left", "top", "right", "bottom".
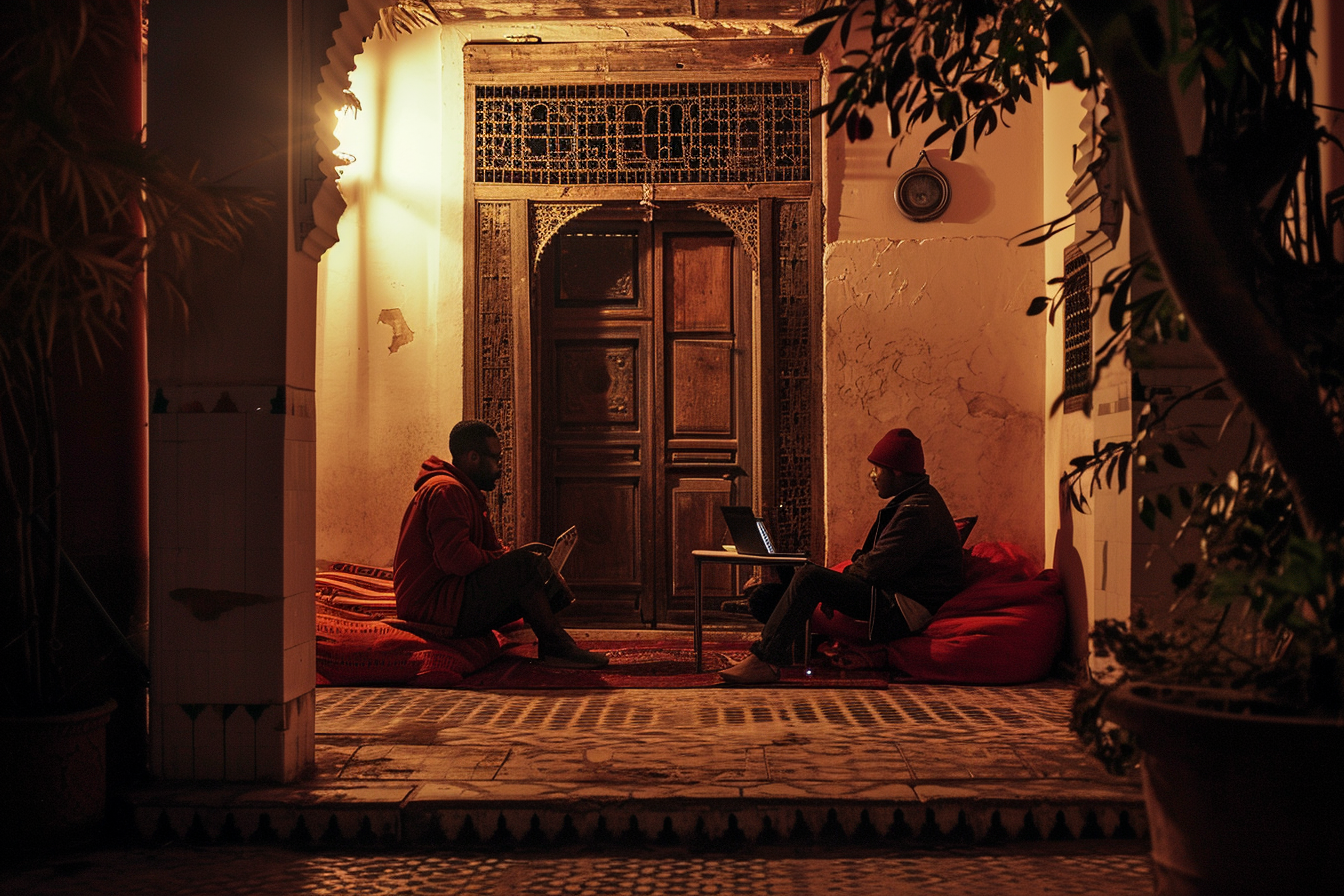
{"left": 772, "top": 200, "right": 814, "bottom": 552}
{"left": 475, "top": 202, "right": 518, "bottom": 546}
{"left": 473, "top": 81, "right": 811, "bottom": 185}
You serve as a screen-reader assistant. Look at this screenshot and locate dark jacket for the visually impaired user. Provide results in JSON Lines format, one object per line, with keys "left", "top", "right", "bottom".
{"left": 393, "top": 456, "right": 505, "bottom": 631}
{"left": 844, "top": 475, "right": 964, "bottom": 612}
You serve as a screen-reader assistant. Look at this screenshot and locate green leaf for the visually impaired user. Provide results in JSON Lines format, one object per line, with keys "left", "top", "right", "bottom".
{"left": 1161, "top": 443, "right": 1185, "bottom": 469}
{"left": 1138, "top": 496, "right": 1156, "bottom": 530}
{"left": 1207, "top": 570, "right": 1250, "bottom": 605}
{"left": 950, "top": 125, "right": 968, "bottom": 160}
{"left": 796, "top": 5, "right": 847, "bottom": 28}
{"left": 961, "top": 80, "right": 997, "bottom": 104}
{"left": 888, "top": 48, "right": 915, "bottom": 98}
{"left": 937, "top": 90, "right": 963, "bottom": 123}
{"left": 924, "top": 122, "right": 953, "bottom": 146}
{"left": 915, "top": 54, "right": 943, "bottom": 86}
{"left": 1156, "top": 493, "right": 1172, "bottom": 518}
{"left": 802, "top": 18, "right": 839, "bottom": 56}
{"left": 1109, "top": 265, "right": 1137, "bottom": 333}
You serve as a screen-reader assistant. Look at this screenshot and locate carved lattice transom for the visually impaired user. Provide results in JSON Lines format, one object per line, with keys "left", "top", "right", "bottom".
{"left": 474, "top": 82, "right": 811, "bottom": 185}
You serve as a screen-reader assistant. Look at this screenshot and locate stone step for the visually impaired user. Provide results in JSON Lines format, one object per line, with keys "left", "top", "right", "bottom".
{"left": 130, "top": 787, "right": 1145, "bottom": 851}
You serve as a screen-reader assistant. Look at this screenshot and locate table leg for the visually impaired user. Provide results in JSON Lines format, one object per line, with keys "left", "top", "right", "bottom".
{"left": 694, "top": 556, "right": 704, "bottom": 673}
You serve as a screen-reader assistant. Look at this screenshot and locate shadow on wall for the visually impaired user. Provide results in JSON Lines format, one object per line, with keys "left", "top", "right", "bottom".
{"left": 923, "top": 149, "right": 995, "bottom": 224}
{"left": 1051, "top": 481, "right": 1090, "bottom": 663}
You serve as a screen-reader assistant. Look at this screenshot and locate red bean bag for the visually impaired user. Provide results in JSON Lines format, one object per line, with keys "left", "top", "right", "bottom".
{"left": 315, "top": 605, "right": 505, "bottom": 687}
{"left": 314, "top": 563, "right": 507, "bottom": 687}
{"left": 810, "top": 541, "right": 1065, "bottom": 684}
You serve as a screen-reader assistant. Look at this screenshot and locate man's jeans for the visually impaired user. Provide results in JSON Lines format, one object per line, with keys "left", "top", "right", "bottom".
{"left": 751, "top": 563, "right": 911, "bottom": 666}
{"left": 454, "top": 549, "right": 565, "bottom": 639}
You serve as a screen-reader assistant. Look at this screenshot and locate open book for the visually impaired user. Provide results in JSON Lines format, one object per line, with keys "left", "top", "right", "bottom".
{"left": 517, "top": 526, "right": 578, "bottom": 574}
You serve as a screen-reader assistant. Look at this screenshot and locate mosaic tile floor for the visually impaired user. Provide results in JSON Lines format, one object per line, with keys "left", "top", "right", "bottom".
{"left": 4, "top": 846, "right": 1154, "bottom": 896}
{"left": 132, "top": 671, "right": 1144, "bottom": 851}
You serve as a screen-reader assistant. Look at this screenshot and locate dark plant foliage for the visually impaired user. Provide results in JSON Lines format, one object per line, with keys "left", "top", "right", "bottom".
{"left": 801, "top": 0, "right": 1344, "bottom": 769}
{"left": 1, "top": 0, "right": 267, "bottom": 713}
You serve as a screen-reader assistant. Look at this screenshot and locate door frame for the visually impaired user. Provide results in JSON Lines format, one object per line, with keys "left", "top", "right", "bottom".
{"left": 462, "top": 40, "right": 824, "bottom": 572}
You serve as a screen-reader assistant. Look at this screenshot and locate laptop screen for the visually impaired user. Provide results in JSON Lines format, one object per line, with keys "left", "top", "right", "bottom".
{"left": 720, "top": 506, "right": 782, "bottom": 555}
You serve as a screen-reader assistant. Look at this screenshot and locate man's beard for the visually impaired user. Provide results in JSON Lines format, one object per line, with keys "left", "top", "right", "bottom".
{"left": 470, "top": 471, "right": 501, "bottom": 492}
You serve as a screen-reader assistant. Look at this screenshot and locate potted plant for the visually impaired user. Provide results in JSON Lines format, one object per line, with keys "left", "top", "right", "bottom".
{"left": 0, "top": 0, "right": 264, "bottom": 849}
{"left": 800, "top": 1, "right": 1343, "bottom": 892}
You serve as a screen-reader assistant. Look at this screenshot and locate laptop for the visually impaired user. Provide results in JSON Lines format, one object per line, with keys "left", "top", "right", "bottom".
{"left": 548, "top": 526, "right": 578, "bottom": 574}
{"left": 719, "top": 506, "right": 808, "bottom": 558}
{"left": 518, "top": 525, "right": 579, "bottom": 574}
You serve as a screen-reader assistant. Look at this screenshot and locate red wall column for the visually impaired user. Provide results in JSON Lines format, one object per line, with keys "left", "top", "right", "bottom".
{"left": 54, "top": 0, "right": 150, "bottom": 788}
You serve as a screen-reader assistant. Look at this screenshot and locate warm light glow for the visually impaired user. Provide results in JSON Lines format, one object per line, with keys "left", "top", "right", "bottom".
{"left": 317, "top": 24, "right": 465, "bottom": 568}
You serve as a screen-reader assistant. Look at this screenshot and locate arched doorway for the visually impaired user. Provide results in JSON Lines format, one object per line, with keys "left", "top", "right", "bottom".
{"left": 464, "top": 42, "right": 825, "bottom": 629}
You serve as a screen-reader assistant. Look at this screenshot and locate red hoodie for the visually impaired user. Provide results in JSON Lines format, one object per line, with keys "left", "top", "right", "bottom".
{"left": 393, "top": 456, "right": 505, "bottom": 631}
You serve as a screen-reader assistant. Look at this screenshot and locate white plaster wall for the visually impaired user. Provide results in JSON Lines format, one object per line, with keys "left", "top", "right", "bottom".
{"left": 316, "top": 25, "right": 449, "bottom": 565}
{"left": 820, "top": 93, "right": 1048, "bottom": 565}
{"left": 822, "top": 237, "right": 1045, "bottom": 562}
{"left": 1037, "top": 83, "right": 1138, "bottom": 661}
{"left": 1040, "top": 82, "right": 1097, "bottom": 661}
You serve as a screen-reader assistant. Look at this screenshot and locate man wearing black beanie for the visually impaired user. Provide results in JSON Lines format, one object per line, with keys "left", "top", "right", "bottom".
{"left": 719, "top": 427, "right": 964, "bottom": 685}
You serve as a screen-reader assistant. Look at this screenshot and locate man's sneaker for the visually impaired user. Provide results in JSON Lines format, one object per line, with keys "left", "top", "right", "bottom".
{"left": 719, "top": 653, "right": 780, "bottom": 685}
{"left": 538, "top": 641, "right": 609, "bottom": 669}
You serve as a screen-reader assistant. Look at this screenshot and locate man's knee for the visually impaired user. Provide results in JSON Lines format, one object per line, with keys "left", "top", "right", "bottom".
{"left": 789, "top": 562, "right": 832, "bottom": 593}
{"left": 490, "top": 549, "right": 551, "bottom": 589}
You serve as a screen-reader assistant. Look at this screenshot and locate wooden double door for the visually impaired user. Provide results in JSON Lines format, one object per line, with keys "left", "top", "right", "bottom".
{"left": 536, "top": 211, "right": 752, "bottom": 626}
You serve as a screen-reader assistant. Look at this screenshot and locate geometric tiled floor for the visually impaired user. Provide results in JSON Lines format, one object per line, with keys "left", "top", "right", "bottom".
{"left": 129, "top": 650, "right": 1145, "bottom": 852}
{"left": 16, "top": 636, "right": 1160, "bottom": 894}
{"left": 5, "top": 847, "right": 1154, "bottom": 895}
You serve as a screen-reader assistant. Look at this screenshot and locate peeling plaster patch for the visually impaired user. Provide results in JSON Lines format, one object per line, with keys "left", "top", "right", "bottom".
{"left": 377, "top": 308, "right": 415, "bottom": 353}
{"left": 169, "top": 588, "right": 280, "bottom": 622}
{"left": 961, "top": 386, "right": 1018, "bottom": 420}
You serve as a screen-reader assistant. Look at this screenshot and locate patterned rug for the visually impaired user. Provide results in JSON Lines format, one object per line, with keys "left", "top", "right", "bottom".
{"left": 458, "top": 638, "right": 889, "bottom": 689}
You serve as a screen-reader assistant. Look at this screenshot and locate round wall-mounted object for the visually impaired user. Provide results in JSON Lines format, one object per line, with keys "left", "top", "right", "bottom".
{"left": 894, "top": 151, "right": 950, "bottom": 221}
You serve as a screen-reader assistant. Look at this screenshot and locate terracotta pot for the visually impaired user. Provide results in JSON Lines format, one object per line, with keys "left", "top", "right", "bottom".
{"left": 1104, "top": 683, "right": 1344, "bottom": 895}
{"left": 0, "top": 699, "right": 117, "bottom": 850}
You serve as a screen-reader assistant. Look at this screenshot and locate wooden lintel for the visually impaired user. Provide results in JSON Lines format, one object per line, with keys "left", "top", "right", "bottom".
{"left": 472, "top": 183, "right": 813, "bottom": 201}
{"left": 431, "top": 2, "right": 811, "bottom": 22}
{"left": 463, "top": 38, "right": 813, "bottom": 78}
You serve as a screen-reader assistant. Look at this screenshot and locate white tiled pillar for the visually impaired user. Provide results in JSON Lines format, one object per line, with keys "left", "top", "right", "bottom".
{"left": 146, "top": 1, "right": 318, "bottom": 782}
{"left": 148, "top": 397, "right": 316, "bottom": 781}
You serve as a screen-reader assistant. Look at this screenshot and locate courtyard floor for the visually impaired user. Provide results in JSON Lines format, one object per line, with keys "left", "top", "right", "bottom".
{"left": 4, "top": 631, "right": 1154, "bottom": 894}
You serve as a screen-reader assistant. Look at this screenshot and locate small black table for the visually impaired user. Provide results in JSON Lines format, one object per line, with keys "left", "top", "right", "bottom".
{"left": 691, "top": 549, "right": 810, "bottom": 672}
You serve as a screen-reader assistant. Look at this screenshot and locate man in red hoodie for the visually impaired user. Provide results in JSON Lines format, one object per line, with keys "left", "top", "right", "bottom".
{"left": 393, "top": 420, "right": 607, "bottom": 668}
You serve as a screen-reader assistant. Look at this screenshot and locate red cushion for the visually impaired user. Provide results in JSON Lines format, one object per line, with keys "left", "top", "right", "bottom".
{"left": 315, "top": 605, "right": 504, "bottom": 687}
{"left": 811, "top": 541, "right": 1065, "bottom": 684}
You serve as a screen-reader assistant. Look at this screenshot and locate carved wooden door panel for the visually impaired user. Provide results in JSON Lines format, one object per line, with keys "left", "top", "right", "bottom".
{"left": 658, "top": 229, "right": 752, "bottom": 624}
{"left": 538, "top": 225, "right": 654, "bottom": 624}
{"left": 538, "top": 215, "right": 750, "bottom": 626}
